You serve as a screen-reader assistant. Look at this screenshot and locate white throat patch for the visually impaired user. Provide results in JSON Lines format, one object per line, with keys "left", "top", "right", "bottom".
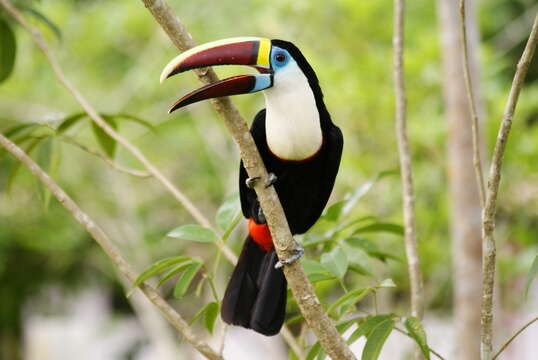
{"left": 263, "top": 62, "right": 323, "bottom": 161}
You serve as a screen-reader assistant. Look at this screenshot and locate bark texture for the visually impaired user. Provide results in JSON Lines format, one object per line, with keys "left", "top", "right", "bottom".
{"left": 437, "top": 0, "right": 484, "bottom": 359}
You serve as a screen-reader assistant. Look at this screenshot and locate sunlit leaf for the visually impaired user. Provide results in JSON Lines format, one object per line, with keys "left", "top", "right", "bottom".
{"left": 129, "top": 256, "right": 191, "bottom": 295}
{"left": 323, "top": 200, "right": 345, "bottom": 222}
{"left": 91, "top": 115, "right": 117, "bottom": 158}
{"left": 174, "top": 261, "right": 202, "bottom": 298}
{"left": 327, "top": 287, "right": 373, "bottom": 317}
{"left": 525, "top": 254, "right": 538, "bottom": 297}
{"left": 156, "top": 260, "right": 194, "bottom": 288}
{"left": 348, "top": 314, "right": 396, "bottom": 345}
{"left": 378, "top": 278, "right": 396, "bottom": 288}
{"left": 204, "top": 301, "right": 219, "bottom": 334}
{"left": 111, "top": 113, "right": 155, "bottom": 131}
{"left": 404, "top": 317, "right": 430, "bottom": 360}
{"left": 167, "top": 224, "right": 217, "bottom": 243}
{"left": 306, "top": 341, "right": 321, "bottom": 360}
{"left": 361, "top": 318, "right": 394, "bottom": 360}
{"left": 0, "top": 18, "right": 16, "bottom": 83}
{"left": 346, "top": 237, "right": 402, "bottom": 263}
{"left": 321, "top": 246, "right": 348, "bottom": 278}
{"left": 353, "top": 223, "right": 404, "bottom": 236}
{"left": 216, "top": 193, "right": 240, "bottom": 230}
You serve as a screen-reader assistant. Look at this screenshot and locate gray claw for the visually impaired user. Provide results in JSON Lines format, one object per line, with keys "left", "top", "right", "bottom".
{"left": 264, "top": 173, "right": 278, "bottom": 188}
{"left": 245, "top": 176, "right": 260, "bottom": 189}
{"left": 275, "top": 246, "right": 305, "bottom": 269}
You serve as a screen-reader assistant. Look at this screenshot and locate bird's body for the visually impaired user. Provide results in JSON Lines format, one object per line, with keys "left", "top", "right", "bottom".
{"left": 160, "top": 38, "right": 343, "bottom": 336}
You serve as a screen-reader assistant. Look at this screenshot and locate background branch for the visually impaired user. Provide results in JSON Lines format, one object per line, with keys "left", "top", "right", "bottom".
{"left": 459, "top": 0, "right": 487, "bottom": 207}
{"left": 492, "top": 316, "right": 538, "bottom": 359}
{"left": 138, "top": 0, "right": 354, "bottom": 358}
{"left": 0, "top": 133, "right": 223, "bottom": 360}
{"left": 480, "top": 12, "right": 538, "bottom": 360}
{"left": 393, "top": 0, "right": 425, "bottom": 324}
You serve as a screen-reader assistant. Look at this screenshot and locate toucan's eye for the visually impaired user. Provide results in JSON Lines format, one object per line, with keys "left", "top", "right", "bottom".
{"left": 275, "top": 53, "right": 286, "bottom": 63}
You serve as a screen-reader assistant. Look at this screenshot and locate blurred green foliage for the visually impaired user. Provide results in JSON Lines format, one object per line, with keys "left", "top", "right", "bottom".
{"left": 1, "top": 0, "right": 537, "bottom": 358}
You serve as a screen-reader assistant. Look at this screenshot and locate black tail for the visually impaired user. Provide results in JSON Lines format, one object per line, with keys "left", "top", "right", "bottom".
{"left": 221, "top": 236, "right": 287, "bottom": 336}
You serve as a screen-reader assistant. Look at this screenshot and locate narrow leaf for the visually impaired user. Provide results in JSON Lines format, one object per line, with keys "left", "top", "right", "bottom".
{"left": 525, "top": 254, "right": 538, "bottom": 297}
{"left": 404, "top": 317, "right": 430, "bottom": 360}
{"left": 306, "top": 342, "right": 322, "bottom": 360}
{"left": 204, "top": 302, "right": 219, "bottom": 333}
{"left": 174, "top": 261, "right": 202, "bottom": 298}
{"left": 216, "top": 193, "right": 240, "bottom": 230}
{"left": 323, "top": 200, "right": 345, "bottom": 222}
{"left": 22, "top": 8, "right": 62, "bottom": 40}
{"left": 348, "top": 314, "right": 396, "bottom": 344}
{"left": 91, "top": 115, "right": 117, "bottom": 158}
{"left": 130, "top": 256, "right": 190, "bottom": 294}
{"left": 167, "top": 224, "right": 217, "bottom": 243}
{"left": 156, "top": 260, "right": 194, "bottom": 288}
{"left": 57, "top": 113, "right": 87, "bottom": 134}
{"left": 0, "top": 18, "right": 16, "bottom": 83}
{"left": 378, "top": 278, "right": 396, "bottom": 288}
{"left": 361, "top": 319, "right": 394, "bottom": 360}
{"left": 327, "top": 287, "right": 373, "bottom": 317}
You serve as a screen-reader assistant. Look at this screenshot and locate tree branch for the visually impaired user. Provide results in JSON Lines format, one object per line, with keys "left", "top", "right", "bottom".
{"left": 492, "top": 316, "right": 538, "bottom": 360}
{"left": 480, "top": 12, "right": 538, "bottom": 360}
{"left": 0, "top": 133, "right": 223, "bottom": 360}
{"left": 0, "top": 0, "right": 237, "bottom": 266}
{"left": 393, "top": 0, "right": 425, "bottom": 323}
{"left": 459, "top": 0, "right": 486, "bottom": 207}
{"left": 138, "top": 0, "right": 354, "bottom": 358}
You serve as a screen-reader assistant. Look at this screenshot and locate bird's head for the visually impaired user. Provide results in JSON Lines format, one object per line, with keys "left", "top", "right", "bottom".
{"left": 160, "top": 37, "right": 323, "bottom": 114}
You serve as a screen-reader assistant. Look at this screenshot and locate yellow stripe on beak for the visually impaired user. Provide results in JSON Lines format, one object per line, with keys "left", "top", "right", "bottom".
{"left": 256, "top": 38, "right": 271, "bottom": 68}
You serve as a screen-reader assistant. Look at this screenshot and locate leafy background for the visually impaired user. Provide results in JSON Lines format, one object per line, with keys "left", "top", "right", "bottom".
{"left": 0, "top": 0, "right": 537, "bottom": 359}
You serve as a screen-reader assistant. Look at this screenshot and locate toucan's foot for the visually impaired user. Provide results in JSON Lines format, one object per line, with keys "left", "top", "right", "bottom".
{"left": 275, "top": 246, "right": 304, "bottom": 269}
{"left": 245, "top": 176, "right": 260, "bottom": 189}
{"left": 264, "top": 173, "right": 277, "bottom": 188}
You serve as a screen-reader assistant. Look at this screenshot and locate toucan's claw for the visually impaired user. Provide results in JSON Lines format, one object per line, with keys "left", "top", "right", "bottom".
{"left": 246, "top": 176, "right": 261, "bottom": 189}
{"left": 264, "top": 173, "right": 277, "bottom": 188}
{"left": 275, "top": 246, "right": 304, "bottom": 269}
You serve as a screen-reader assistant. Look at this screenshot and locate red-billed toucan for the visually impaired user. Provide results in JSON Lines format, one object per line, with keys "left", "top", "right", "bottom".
{"left": 160, "top": 38, "right": 343, "bottom": 336}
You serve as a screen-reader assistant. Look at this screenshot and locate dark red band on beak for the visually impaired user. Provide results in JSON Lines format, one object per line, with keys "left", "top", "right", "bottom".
{"left": 169, "top": 75, "right": 256, "bottom": 113}
{"left": 167, "top": 41, "right": 260, "bottom": 79}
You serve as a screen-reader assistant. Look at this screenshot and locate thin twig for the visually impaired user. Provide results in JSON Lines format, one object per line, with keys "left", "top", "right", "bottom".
{"left": 492, "top": 316, "right": 538, "bottom": 359}
{"left": 459, "top": 0, "right": 486, "bottom": 207}
{"left": 138, "top": 0, "right": 354, "bottom": 358}
{"left": 393, "top": 0, "right": 425, "bottom": 322}
{"left": 60, "top": 135, "right": 152, "bottom": 178}
{"left": 480, "top": 13, "right": 538, "bottom": 360}
{"left": 0, "top": 133, "right": 223, "bottom": 360}
{"left": 0, "top": 0, "right": 237, "bottom": 266}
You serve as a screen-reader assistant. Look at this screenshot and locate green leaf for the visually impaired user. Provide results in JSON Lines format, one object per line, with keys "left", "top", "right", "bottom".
{"left": 346, "top": 237, "right": 402, "bottom": 263}
{"left": 404, "top": 317, "right": 430, "bottom": 360}
{"left": 174, "top": 261, "right": 202, "bottom": 298}
{"left": 6, "top": 137, "right": 45, "bottom": 193}
{"left": 37, "top": 137, "right": 61, "bottom": 210}
{"left": 91, "top": 115, "right": 117, "bottom": 158}
{"left": 361, "top": 318, "right": 394, "bottom": 360}
{"left": 216, "top": 193, "right": 240, "bottom": 230}
{"left": 22, "top": 8, "right": 62, "bottom": 40}
{"left": 306, "top": 342, "right": 322, "bottom": 360}
{"left": 4, "top": 123, "right": 40, "bottom": 138}
{"left": 348, "top": 263, "right": 374, "bottom": 277}
{"left": 167, "top": 224, "right": 218, "bottom": 243}
{"left": 525, "top": 254, "right": 538, "bottom": 297}
{"left": 156, "top": 260, "right": 194, "bottom": 287}
{"left": 302, "top": 233, "right": 334, "bottom": 248}
{"left": 204, "top": 301, "right": 219, "bottom": 333}
{"left": 327, "top": 287, "right": 373, "bottom": 317}
{"left": 378, "top": 278, "right": 396, "bottom": 288}
{"left": 323, "top": 200, "right": 346, "bottom": 222}
{"left": 109, "top": 113, "right": 155, "bottom": 131}
{"left": 321, "top": 246, "right": 348, "bottom": 278}
{"left": 129, "top": 256, "right": 191, "bottom": 295}
{"left": 0, "top": 18, "right": 16, "bottom": 83}
{"left": 348, "top": 314, "right": 396, "bottom": 345}
{"left": 57, "top": 113, "right": 87, "bottom": 134}
{"left": 353, "top": 223, "right": 404, "bottom": 236}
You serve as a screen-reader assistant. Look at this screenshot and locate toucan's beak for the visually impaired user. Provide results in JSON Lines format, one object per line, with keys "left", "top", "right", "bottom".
{"left": 160, "top": 37, "right": 273, "bottom": 113}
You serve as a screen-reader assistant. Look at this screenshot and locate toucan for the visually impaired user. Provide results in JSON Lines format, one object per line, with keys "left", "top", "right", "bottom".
{"left": 160, "top": 38, "right": 343, "bottom": 336}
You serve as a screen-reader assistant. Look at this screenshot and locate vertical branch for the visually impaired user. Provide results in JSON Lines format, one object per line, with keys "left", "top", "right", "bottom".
{"left": 480, "top": 13, "right": 538, "bottom": 360}
{"left": 393, "top": 0, "right": 425, "bottom": 323}
{"left": 459, "top": 0, "right": 486, "bottom": 207}
{"left": 0, "top": 133, "right": 223, "bottom": 360}
{"left": 139, "top": 1, "right": 355, "bottom": 358}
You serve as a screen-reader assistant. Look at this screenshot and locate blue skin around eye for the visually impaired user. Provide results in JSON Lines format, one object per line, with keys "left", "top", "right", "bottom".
{"left": 270, "top": 47, "right": 292, "bottom": 70}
